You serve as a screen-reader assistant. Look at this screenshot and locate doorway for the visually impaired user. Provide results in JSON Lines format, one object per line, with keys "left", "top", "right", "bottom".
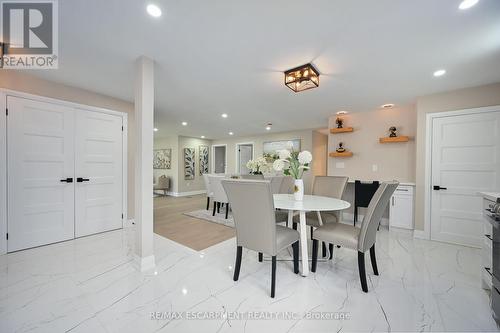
{"left": 236, "top": 143, "right": 254, "bottom": 175}
{"left": 428, "top": 107, "right": 500, "bottom": 247}
{"left": 212, "top": 145, "right": 227, "bottom": 174}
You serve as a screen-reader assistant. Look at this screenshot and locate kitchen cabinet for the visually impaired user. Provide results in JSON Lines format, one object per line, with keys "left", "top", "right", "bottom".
{"left": 389, "top": 185, "right": 414, "bottom": 230}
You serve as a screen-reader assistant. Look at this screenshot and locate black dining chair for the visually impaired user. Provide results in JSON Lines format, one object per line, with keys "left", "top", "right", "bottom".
{"left": 354, "top": 180, "right": 379, "bottom": 226}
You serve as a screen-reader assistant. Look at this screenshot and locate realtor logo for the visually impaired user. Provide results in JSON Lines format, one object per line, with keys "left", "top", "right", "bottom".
{"left": 1, "top": 0, "right": 58, "bottom": 69}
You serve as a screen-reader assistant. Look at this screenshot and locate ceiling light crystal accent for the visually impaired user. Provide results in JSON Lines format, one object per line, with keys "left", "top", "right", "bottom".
{"left": 284, "top": 63, "right": 320, "bottom": 93}
{"left": 146, "top": 4, "right": 162, "bottom": 17}
{"left": 459, "top": 0, "right": 479, "bottom": 10}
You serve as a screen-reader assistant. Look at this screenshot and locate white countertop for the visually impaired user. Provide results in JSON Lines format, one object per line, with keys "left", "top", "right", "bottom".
{"left": 347, "top": 180, "right": 415, "bottom": 186}
{"left": 479, "top": 192, "right": 500, "bottom": 202}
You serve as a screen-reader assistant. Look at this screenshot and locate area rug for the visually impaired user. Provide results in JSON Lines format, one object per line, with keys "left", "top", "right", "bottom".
{"left": 183, "top": 209, "right": 235, "bottom": 228}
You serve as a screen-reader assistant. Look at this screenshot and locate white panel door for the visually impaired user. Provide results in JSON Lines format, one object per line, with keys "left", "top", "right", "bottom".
{"left": 238, "top": 144, "right": 253, "bottom": 174}
{"left": 7, "top": 96, "right": 75, "bottom": 252}
{"left": 431, "top": 110, "right": 500, "bottom": 247}
{"left": 75, "top": 110, "right": 123, "bottom": 237}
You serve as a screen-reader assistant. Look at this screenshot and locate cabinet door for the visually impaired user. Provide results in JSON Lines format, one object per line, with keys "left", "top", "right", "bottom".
{"left": 389, "top": 195, "right": 413, "bottom": 229}
{"left": 7, "top": 96, "right": 75, "bottom": 252}
{"left": 74, "top": 110, "right": 123, "bottom": 237}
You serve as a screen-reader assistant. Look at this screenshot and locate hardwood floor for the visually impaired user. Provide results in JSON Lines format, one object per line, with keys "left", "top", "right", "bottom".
{"left": 153, "top": 194, "right": 235, "bottom": 251}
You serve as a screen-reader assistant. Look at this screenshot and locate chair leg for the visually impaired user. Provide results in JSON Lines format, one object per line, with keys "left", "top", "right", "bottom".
{"left": 358, "top": 251, "right": 368, "bottom": 292}
{"left": 258, "top": 252, "right": 263, "bottom": 262}
{"left": 217, "top": 202, "right": 221, "bottom": 213}
{"left": 322, "top": 242, "right": 327, "bottom": 258}
{"left": 206, "top": 197, "right": 210, "bottom": 210}
{"left": 225, "top": 203, "right": 229, "bottom": 219}
{"left": 310, "top": 226, "right": 314, "bottom": 240}
{"left": 354, "top": 206, "right": 357, "bottom": 226}
{"left": 370, "top": 244, "right": 379, "bottom": 275}
{"left": 292, "top": 222, "right": 297, "bottom": 230}
{"left": 329, "top": 244, "right": 334, "bottom": 260}
{"left": 271, "top": 256, "right": 277, "bottom": 298}
{"left": 311, "top": 239, "right": 318, "bottom": 272}
{"left": 233, "top": 246, "right": 242, "bottom": 281}
{"left": 212, "top": 201, "right": 217, "bottom": 216}
{"left": 292, "top": 241, "right": 299, "bottom": 274}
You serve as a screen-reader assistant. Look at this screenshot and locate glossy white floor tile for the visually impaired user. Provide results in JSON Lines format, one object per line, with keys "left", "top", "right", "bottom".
{"left": 0, "top": 225, "right": 498, "bottom": 333}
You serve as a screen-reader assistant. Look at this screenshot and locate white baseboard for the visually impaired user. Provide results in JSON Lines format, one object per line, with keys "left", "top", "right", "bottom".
{"left": 133, "top": 254, "right": 156, "bottom": 272}
{"left": 166, "top": 190, "right": 207, "bottom": 197}
{"left": 413, "top": 229, "right": 429, "bottom": 240}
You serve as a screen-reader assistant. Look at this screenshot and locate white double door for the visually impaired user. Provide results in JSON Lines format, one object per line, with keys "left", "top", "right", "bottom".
{"left": 431, "top": 109, "right": 500, "bottom": 247}
{"left": 7, "top": 96, "right": 123, "bottom": 252}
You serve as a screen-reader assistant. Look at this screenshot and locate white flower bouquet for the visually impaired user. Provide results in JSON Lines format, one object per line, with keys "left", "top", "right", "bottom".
{"left": 246, "top": 156, "right": 270, "bottom": 175}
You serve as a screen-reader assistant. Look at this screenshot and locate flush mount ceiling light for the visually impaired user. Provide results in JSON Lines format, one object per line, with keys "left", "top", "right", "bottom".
{"left": 265, "top": 123, "right": 272, "bottom": 131}
{"left": 381, "top": 103, "right": 395, "bottom": 109}
{"left": 433, "top": 69, "right": 446, "bottom": 77}
{"left": 221, "top": 113, "right": 228, "bottom": 118}
{"left": 201, "top": 135, "right": 205, "bottom": 139}
{"left": 228, "top": 131, "right": 234, "bottom": 136}
{"left": 147, "top": 4, "right": 162, "bottom": 17}
{"left": 153, "top": 128, "right": 158, "bottom": 132}
{"left": 284, "top": 63, "right": 320, "bottom": 93}
{"left": 459, "top": 0, "right": 479, "bottom": 10}
{"left": 336, "top": 111, "right": 348, "bottom": 115}
{"left": 181, "top": 121, "right": 188, "bottom": 126}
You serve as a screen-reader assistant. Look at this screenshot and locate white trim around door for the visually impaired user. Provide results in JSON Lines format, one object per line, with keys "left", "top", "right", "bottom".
{"left": 235, "top": 142, "right": 255, "bottom": 175}
{"left": 211, "top": 144, "right": 227, "bottom": 174}
{"left": 0, "top": 89, "right": 128, "bottom": 254}
{"left": 422, "top": 105, "right": 500, "bottom": 244}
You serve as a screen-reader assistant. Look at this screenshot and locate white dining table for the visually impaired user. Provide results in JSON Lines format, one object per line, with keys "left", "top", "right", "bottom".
{"left": 273, "top": 194, "right": 351, "bottom": 276}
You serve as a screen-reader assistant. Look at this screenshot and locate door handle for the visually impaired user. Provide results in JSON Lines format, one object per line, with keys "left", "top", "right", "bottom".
{"left": 60, "top": 178, "right": 73, "bottom": 183}
{"left": 433, "top": 185, "right": 447, "bottom": 191}
{"left": 77, "top": 177, "right": 90, "bottom": 183}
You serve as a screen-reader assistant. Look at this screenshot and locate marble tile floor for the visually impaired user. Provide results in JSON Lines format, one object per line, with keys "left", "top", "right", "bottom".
{"left": 0, "top": 224, "right": 498, "bottom": 333}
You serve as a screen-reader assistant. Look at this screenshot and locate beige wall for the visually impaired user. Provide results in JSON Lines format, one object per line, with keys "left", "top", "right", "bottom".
{"left": 327, "top": 105, "right": 417, "bottom": 183}
{"left": 0, "top": 70, "right": 137, "bottom": 218}
{"left": 154, "top": 136, "right": 179, "bottom": 193}
{"left": 177, "top": 136, "right": 213, "bottom": 193}
{"left": 312, "top": 131, "right": 328, "bottom": 177}
{"left": 414, "top": 82, "right": 500, "bottom": 230}
{"left": 212, "top": 129, "right": 316, "bottom": 193}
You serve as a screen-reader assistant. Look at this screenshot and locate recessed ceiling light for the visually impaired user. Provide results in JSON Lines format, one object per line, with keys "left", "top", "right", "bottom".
{"left": 433, "top": 69, "right": 446, "bottom": 77}
{"left": 153, "top": 128, "right": 158, "bottom": 132}
{"left": 265, "top": 123, "right": 272, "bottom": 131}
{"left": 201, "top": 135, "right": 205, "bottom": 139}
{"left": 381, "top": 103, "right": 395, "bottom": 109}
{"left": 146, "top": 4, "right": 162, "bottom": 17}
{"left": 228, "top": 131, "right": 234, "bottom": 136}
{"left": 181, "top": 121, "right": 188, "bottom": 126}
{"left": 221, "top": 113, "right": 228, "bottom": 118}
{"left": 459, "top": 0, "right": 479, "bottom": 10}
{"left": 336, "top": 111, "right": 348, "bottom": 115}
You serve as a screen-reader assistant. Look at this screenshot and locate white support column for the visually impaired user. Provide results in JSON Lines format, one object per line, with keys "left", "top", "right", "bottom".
{"left": 133, "top": 56, "right": 155, "bottom": 271}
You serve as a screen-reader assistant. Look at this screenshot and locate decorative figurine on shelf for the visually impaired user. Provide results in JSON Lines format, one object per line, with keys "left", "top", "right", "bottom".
{"left": 389, "top": 126, "right": 397, "bottom": 137}
{"left": 336, "top": 142, "right": 346, "bottom": 153}
{"left": 335, "top": 116, "right": 344, "bottom": 129}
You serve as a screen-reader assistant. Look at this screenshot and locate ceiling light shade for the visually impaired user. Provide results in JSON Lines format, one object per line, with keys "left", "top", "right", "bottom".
{"left": 221, "top": 113, "right": 228, "bottom": 118}
{"left": 433, "top": 69, "right": 446, "bottom": 77}
{"left": 153, "top": 128, "right": 158, "bottom": 132}
{"left": 284, "top": 63, "right": 320, "bottom": 93}
{"left": 181, "top": 121, "right": 188, "bottom": 126}
{"left": 147, "top": 4, "right": 162, "bottom": 17}
{"left": 228, "top": 132, "right": 234, "bottom": 136}
{"left": 201, "top": 136, "right": 205, "bottom": 139}
{"left": 381, "top": 103, "right": 395, "bottom": 109}
{"left": 336, "top": 111, "right": 348, "bottom": 115}
{"left": 265, "top": 123, "right": 272, "bottom": 131}
{"left": 459, "top": 0, "right": 479, "bottom": 10}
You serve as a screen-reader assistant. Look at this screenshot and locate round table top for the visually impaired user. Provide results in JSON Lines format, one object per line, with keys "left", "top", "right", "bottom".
{"left": 273, "top": 194, "right": 351, "bottom": 211}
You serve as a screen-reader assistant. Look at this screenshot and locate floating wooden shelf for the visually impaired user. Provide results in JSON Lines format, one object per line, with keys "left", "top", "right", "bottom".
{"left": 329, "top": 151, "right": 353, "bottom": 158}
{"left": 379, "top": 136, "right": 409, "bottom": 143}
{"left": 330, "top": 127, "right": 354, "bottom": 134}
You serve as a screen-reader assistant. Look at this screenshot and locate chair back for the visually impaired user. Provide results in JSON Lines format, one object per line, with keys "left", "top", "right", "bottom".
{"left": 355, "top": 180, "right": 380, "bottom": 208}
{"left": 222, "top": 179, "right": 278, "bottom": 255}
{"left": 203, "top": 174, "right": 212, "bottom": 197}
{"left": 312, "top": 176, "right": 348, "bottom": 199}
{"left": 269, "top": 176, "right": 284, "bottom": 194}
{"left": 240, "top": 174, "right": 264, "bottom": 180}
{"left": 209, "top": 175, "right": 229, "bottom": 203}
{"left": 358, "top": 181, "right": 399, "bottom": 252}
{"left": 157, "top": 175, "right": 169, "bottom": 189}
{"left": 278, "top": 176, "right": 294, "bottom": 194}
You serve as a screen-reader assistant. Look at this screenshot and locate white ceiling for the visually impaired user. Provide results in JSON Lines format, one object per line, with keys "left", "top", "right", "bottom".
{"left": 29, "top": 0, "right": 500, "bottom": 139}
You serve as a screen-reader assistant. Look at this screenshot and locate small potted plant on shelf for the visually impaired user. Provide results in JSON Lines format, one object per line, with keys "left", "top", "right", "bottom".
{"left": 272, "top": 142, "right": 312, "bottom": 201}
{"left": 246, "top": 157, "right": 270, "bottom": 175}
